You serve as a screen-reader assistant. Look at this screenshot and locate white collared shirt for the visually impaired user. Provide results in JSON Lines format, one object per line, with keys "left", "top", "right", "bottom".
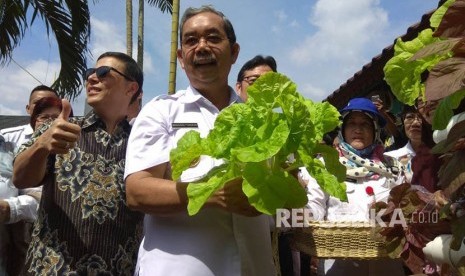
{"left": 1, "top": 124, "right": 34, "bottom": 152}
{"left": 384, "top": 141, "right": 415, "bottom": 183}
{"left": 300, "top": 167, "right": 393, "bottom": 222}
{"left": 1, "top": 125, "right": 40, "bottom": 224}
{"left": 125, "top": 86, "right": 275, "bottom": 276}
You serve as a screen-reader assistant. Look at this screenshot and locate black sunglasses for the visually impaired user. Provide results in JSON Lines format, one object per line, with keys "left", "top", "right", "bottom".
{"left": 84, "top": 66, "right": 135, "bottom": 81}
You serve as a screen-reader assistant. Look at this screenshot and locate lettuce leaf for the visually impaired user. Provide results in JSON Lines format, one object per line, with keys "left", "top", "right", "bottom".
{"left": 383, "top": 29, "right": 450, "bottom": 106}
{"left": 430, "top": 0, "right": 456, "bottom": 29}
{"left": 170, "top": 72, "right": 346, "bottom": 215}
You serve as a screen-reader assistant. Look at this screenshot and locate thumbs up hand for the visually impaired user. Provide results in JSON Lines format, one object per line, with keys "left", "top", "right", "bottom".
{"left": 58, "top": 98, "right": 73, "bottom": 121}
{"left": 37, "top": 99, "right": 81, "bottom": 154}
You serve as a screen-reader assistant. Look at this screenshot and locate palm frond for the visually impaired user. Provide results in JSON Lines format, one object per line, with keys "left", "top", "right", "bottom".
{"left": 30, "top": 0, "right": 90, "bottom": 100}
{"left": 146, "top": 0, "right": 173, "bottom": 14}
{"left": 0, "top": 0, "right": 28, "bottom": 65}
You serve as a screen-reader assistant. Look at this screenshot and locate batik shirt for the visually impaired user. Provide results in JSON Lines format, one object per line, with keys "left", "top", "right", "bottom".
{"left": 17, "top": 111, "right": 144, "bottom": 275}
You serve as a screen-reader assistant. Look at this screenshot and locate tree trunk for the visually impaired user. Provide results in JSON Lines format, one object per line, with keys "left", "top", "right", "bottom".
{"left": 168, "top": 0, "right": 180, "bottom": 94}
{"left": 126, "top": 0, "right": 133, "bottom": 56}
{"left": 137, "top": 0, "right": 144, "bottom": 69}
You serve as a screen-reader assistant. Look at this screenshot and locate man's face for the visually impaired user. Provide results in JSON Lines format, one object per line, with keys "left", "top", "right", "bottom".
{"left": 235, "top": 64, "right": 273, "bottom": 101}
{"left": 177, "top": 12, "right": 239, "bottom": 91}
{"left": 85, "top": 57, "right": 137, "bottom": 112}
{"left": 27, "top": 90, "right": 59, "bottom": 115}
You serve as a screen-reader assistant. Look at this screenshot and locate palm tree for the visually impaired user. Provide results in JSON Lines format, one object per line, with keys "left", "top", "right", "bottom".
{"left": 126, "top": 0, "right": 133, "bottom": 56}
{"left": 168, "top": 0, "right": 179, "bottom": 94}
{"left": 137, "top": 0, "right": 144, "bottom": 68}
{"left": 0, "top": 0, "right": 91, "bottom": 100}
{"left": 135, "top": 0, "right": 172, "bottom": 70}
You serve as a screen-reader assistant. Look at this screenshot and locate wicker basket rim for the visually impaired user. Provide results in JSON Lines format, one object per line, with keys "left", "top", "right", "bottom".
{"left": 304, "top": 221, "right": 375, "bottom": 229}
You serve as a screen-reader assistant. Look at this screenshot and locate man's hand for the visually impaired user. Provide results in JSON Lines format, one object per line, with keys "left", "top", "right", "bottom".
{"left": 37, "top": 99, "right": 81, "bottom": 154}
{"left": 210, "top": 178, "right": 261, "bottom": 217}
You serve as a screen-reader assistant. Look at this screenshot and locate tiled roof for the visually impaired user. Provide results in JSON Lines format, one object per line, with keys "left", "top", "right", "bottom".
{"left": 324, "top": 5, "right": 441, "bottom": 110}
{"left": 0, "top": 115, "right": 30, "bottom": 130}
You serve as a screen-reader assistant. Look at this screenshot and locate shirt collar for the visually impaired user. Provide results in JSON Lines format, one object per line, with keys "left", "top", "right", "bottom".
{"left": 24, "top": 124, "right": 34, "bottom": 136}
{"left": 78, "top": 110, "right": 130, "bottom": 132}
{"left": 180, "top": 85, "right": 242, "bottom": 106}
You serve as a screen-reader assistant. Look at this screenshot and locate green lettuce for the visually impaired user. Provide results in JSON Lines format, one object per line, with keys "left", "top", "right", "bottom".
{"left": 170, "top": 72, "right": 346, "bottom": 215}
{"left": 383, "top": 29, "right": 450, "bottom": 106}
{"left": 430, "top": 0, "right": 456, "bottom": 29}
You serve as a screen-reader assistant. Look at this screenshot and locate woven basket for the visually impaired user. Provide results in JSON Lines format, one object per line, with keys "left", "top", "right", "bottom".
{"left": 292, "top": 221, "right": 388, "bottom": 259}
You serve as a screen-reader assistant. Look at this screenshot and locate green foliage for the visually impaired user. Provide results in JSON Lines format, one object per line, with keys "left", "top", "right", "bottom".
{"left": 432, "top": 89, "right": 465, "bottom": 130}
{"left": 170, "top": 72, "right": 346, "bottom": 215}
{"left": 0, "top": 0, "right": 91, "bottom": 99}
{"left": 430, "top": 0, "right": 456, "bottom": 28}
{"left": 383, "top": 29, "right": 450, "bottom": 106}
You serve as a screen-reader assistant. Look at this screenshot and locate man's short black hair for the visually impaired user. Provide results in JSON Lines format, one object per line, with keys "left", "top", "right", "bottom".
{"left": 29, "top": 85, "right": 59, "bottom": 100}
{"left": 179, "top": 5, "right": 236, "bottom": 47}
{"left": 236, "top": 55, "right": 277, "bottom": 82}
{"left": 97, "top": 51, "right": 144, "bottom": 104}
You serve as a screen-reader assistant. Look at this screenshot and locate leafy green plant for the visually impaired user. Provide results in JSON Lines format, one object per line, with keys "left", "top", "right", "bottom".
{"left": 383, "top": 28, "right": 451, "bottom": 106}
{"left": 383, "top": 0, "right": 465, "bottom": 271}
{"left": 423, "top": 1, "right": 465, "bottom": 261}
{"left": 170, "top": 72, "right": 346, "bottom": 215}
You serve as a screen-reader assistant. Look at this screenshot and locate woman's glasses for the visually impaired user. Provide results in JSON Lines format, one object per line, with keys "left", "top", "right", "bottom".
{"left": 84, "top": 66, "right": 134, "bottom": 81}
{"left": 403, "top": 113, "right": 422, "bottom": 124}
{"left": 36, "top": 114, "right": 59, "bottom": 122}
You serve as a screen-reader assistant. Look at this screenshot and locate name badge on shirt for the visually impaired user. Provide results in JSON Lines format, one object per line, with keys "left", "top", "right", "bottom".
{"left": 172, "top": 123, "right": 198, "bottom": 128}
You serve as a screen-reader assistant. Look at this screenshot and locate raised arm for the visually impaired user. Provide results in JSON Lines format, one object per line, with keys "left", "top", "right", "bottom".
{"left": 372, "top": 98, "right": 400, "bottom": 138}
{"left": 13, "top": 100, "right": 80, "bottom": 188}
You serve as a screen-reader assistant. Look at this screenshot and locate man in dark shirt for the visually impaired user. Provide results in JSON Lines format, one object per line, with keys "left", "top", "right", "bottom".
{"left": 13, "top": 52, "right": 144, "bottom": 275}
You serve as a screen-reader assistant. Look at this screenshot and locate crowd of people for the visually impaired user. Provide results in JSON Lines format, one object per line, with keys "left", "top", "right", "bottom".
{"left": 0, "top": 4, "right": 453, "bottom": 276}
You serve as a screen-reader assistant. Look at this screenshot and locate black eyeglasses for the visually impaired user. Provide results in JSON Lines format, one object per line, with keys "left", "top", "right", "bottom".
{"left": 181, "top": 34, "right": 227, "bottom": 50}
{"left": 242, "top": 74, "right": 261, "bottom": 85}
{"left": 84, "top": 66, "right": 135, "bottom": 81}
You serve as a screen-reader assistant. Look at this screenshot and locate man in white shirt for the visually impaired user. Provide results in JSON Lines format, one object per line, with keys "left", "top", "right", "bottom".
{"left": 1, "top": 85, "right": 59, "bottom": 149}
{"left": 0, "top": 85, "right": 58, "bottom": 275}
{"left": 0, "top": 85, "right": 59, "bottom": 223}
{"left": 125, "top": 6, "right": 275, "bottom": 276}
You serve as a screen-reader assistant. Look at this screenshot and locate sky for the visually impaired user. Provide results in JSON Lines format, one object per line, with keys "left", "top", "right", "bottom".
{"left": 0, "top": 0, "right": 440, "bottom": 116}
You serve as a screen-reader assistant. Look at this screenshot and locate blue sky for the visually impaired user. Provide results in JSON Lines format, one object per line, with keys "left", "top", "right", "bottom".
{"left": 0, "top": 0, "right": 439, "bottom": 116}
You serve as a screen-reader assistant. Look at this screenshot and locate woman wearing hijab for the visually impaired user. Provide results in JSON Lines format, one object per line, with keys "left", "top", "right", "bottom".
{"left": 301, "top": 97, "right": 405, "bottom": 275}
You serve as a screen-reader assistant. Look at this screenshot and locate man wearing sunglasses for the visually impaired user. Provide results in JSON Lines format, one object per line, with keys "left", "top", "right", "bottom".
{"left": 124, "top": 6, "right": 275, "bottom": 276}
{"left": 13, "top": 52, "right": 144, "bottom": 275}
